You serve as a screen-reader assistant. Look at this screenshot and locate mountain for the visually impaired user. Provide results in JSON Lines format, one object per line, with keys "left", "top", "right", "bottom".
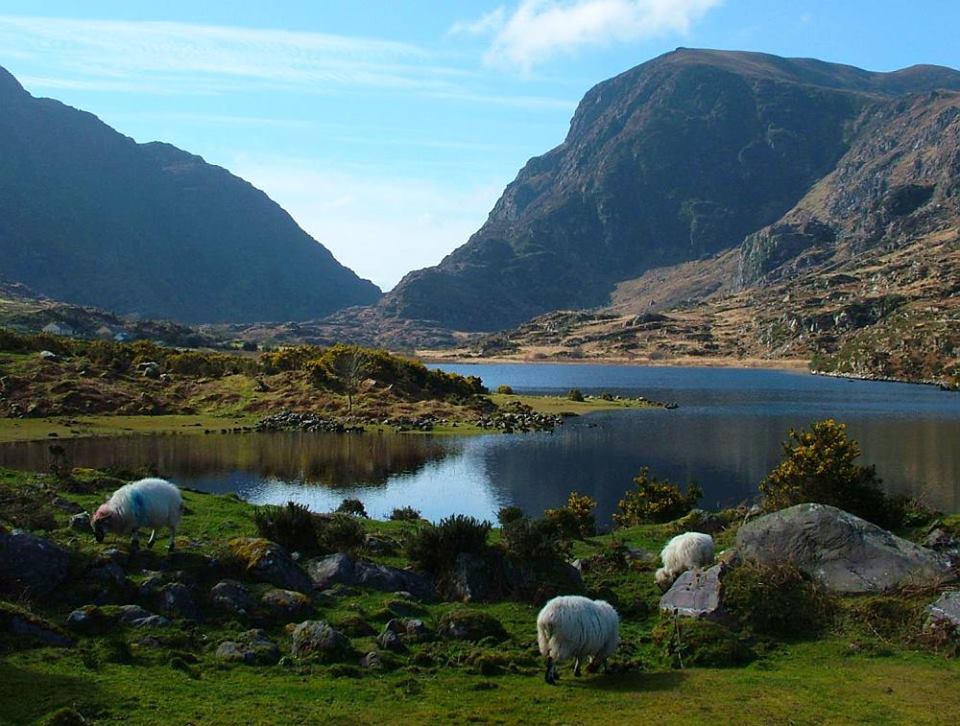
{"left": 380, "top": 49, "right": 960, "bottom": 331}
{"left": 0, "top": 66, "right": 380, "bottom": 324}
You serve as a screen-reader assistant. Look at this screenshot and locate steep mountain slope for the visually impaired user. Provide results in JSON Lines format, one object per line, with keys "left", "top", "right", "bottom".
{"left": 0, "top": 67, "right": 380, "bottom": 324}
{"left": 382, "top": 49, "right": 960, "bottom": 331}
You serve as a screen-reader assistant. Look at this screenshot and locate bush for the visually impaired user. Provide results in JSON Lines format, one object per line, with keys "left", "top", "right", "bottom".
{"left": 567, "top": 389, "right": 585, "bottom": 402}
{"left": 759, "top": 419, "right": 903, "bottom": 528}
{"left": 614, "top": 468, "right": 703, "bottom": 526}
{"left": 497, "top": 505, "right": 524, "bottom": 526}
{"left": 653, "top": 618, "right": 754, "bottom": 668}
{"left": 404, "top": 515, "right": 491, "bottom": 575}
{"left": 495, "top": 384, "right": 514, "bottom": 394}
{"left": 336, "top": 498, "right": 368, "bottom": 518}
{"left": 723, "top": 562, "right": 836, "bottom": 639}
{"left": 253, "top": 502, "right": 318, "bottom": 554}
{"left": 317, "top": 514, "right": 366, "bottom": 553}
{"left": 389, "top": 506, "right": 422, "bottom": 521}
{"left": 543, "top": 491, "right": 596, "bottom": 538}
{"left": 500, "top": 516, "right": 572, "bottom": 564}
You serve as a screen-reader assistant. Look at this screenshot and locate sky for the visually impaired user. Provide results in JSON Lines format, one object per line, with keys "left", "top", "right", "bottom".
{"left": 1, "top": 1, "right": 959, "bottom": 292}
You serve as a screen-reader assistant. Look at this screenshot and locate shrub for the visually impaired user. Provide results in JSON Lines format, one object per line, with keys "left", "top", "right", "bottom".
{"left": 500, "top": 516, "right": 572, "bottom": 564}
{"left": 317, "top": 514, "right": 366, "bottom": 553}
{"left": 404, "top": 515, "right": 491, "bottom": 575}
{"left": 652, "top": 618, "right": 754, "bottom": 668}
{"left": 567, "top": 388, "right": 585, "bottom": 402}
{"left": 336, "top": 498, "right": 368, "bottom": 518}
{"left": 389, "top": 506, "right": 422, "bottom": 521}
{"left": 759, "top": 419, "right": 903, "bottom": 528}
{"left": 543, "top": 491, "right": 596, "bottom": 538}
{"left": 614, "top": 468, "right": 703, "bottom": 526}
{"left": 722, "top": 562, "right": 836, "bottom": 639}
{"left": 253, "top": 502, "right": 318, "bottom": 554}
{"left": 497, "top": 505, "right": 524, "bottom": 526}
{"left": 495, "top": 384, "right": 514, "bottom": 394}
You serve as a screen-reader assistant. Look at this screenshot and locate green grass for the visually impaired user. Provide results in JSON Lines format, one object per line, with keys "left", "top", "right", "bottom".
{"left": 1, "top": 469, "right": 958, "bottom": 725}
{"left": 0, "top": 414, "right": 260, "bottom": 444}
{"left": 488, "top": 393, "right": 663, "bottom": 415}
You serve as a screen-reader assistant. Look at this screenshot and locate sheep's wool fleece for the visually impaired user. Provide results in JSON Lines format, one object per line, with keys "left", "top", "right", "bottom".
{"left": 537, "top": 595, "right": 619, "bottom": 662}
{"left": 101, "top": 478, "right": 183, "bottom": 533}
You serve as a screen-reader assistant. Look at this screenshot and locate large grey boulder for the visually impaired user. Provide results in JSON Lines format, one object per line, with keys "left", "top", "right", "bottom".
{"left": 660, "top": 564, "right": 725, "bottom": 619}
{"left": 290, "top": 620, "right": 352, "bottom": 660}
{"left": 305, "top": 553, "right": 435, "bottom": 601}
{"left": 736, "top": 503, "right": 954, "bottom": 594}
{"left": 228, "top": 538, "right": 313, "bottom": 594}
{"left": 215, "top": 629, "right": 280, "bottom": 665}
{"left": 0, "top": 530, "right": 70, "bottom": 598}
{"left": 210, "top": 580, "right": 257, "bottom": 617}
{"left": 451, "top": 552, "right": 495, "bottom": 602}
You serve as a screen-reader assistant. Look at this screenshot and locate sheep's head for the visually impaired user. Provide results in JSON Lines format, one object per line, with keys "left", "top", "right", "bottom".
{"left": 92, "top": 505, "right": 113, "bottom": 542}
{"left": 654, "top": 568, "right": 673, "bottom": 591}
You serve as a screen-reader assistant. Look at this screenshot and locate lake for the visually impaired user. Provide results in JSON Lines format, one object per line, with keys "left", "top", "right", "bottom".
{"left": 1, "top": 364, "right": 959, "bottom": 523}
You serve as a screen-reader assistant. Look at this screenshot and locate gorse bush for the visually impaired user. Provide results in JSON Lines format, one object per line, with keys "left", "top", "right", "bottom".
{"left": 404, "top": 515, "right": 491, "bottom": 575}
{"left": 495, "top": 384, "right": 514, "bottom": 394}
{"left": 567, "top": 388, "right": 585, "bottom": 402}
{"left": 253, "top": 502, "right": 318, "bottom": 554}
{"left": 389, "top": 506, "right": 422, "bottom": 521}
{"left": 500, "top": 515, "right": 572, "bottom": 564}
{"left": 336, "top": 498, "right": 368, "bottom": 518}
{"left": 543, "top": 491, "right": 597, "bottom": 538}
{"left": 759, "top": 419, "right": 906, "bottom": 529}
{"left": 614, "top": 468, "right": 703, "bottom": 526}
{"left": 316, "top": 514, "right": 366, "bottom": 553}
{"left": 496, "top": 505, "right": 524, "bottom": 526}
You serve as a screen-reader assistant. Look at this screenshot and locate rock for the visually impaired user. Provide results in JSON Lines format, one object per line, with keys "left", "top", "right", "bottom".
{"left": 673, "top": 509, "right": 727, "bottom": 535}
{"left": 260, "top": 589, "right": 313, "bottom": 622}
{"left": 89, "top": 562, "right": 126, "bottom": 588}
{"left": 924, "top": 528, "right": 960, "bottom": 552}
{"left": 364, "top": 534, "right": 399, "bottom": 555}
{"left": 215, "top": 629, "right": 280, "bottom": 665}
{"left": 210, "top": 580, "right": 257, "bottom": 617}
{"left": 376, "top": 627, "right": 406, "bottom": 653}
{"left": 383, "top": 598, "right": 426, "bottom": 618}
{"left": 227, "top": 538, "right": 313, "bottom": 593}
{"left": 623, "top": 545, "right": 657, "bottom": 564}
{"left": 0, "top": 529, "right": 70, "bottom": 598}
{"left": 927, "top": 591, "right": 960, "bottom": 628}
{"left": 39, "top": 350, "right": 58, "bottom": 361}
{"left": 70, "top": 512, "right": 92, "bottom": 532}
{"left": 66, "top": 605, "right": 114, "bottom": 634}
{"left": 1, "top": 605, "right": 73, "bottom": 648}
{"left": 438, "top": 609, "right": 508, "bottom": 642}
{"left": 155, "top": 582, "right": 201, "bottom": 620}
{"left": 117, "top": 605, "right": 170, "bottom": 629}
{"left": 451, "top": 552, "right": 496, "bottom": 603}
{"left": 290, "top": 620, "right": 352, "bottom": 660}
{"left": 67, "top": 604, "right": 170, "bottom": 633}
{"left": 359, "top": 650, "right": 383, "bottom": 670}
{"left": 402, "top": 618, "right": 431, "bottom": 641}
{"left": 660, "top": 565, "right": 725, "bottom": 619}
{"left": 304, "top": 553, "right": 435, "bottom": 601}
{"left": 736, "top": 504, "right": 954, "bottom": 594}
{"left": 333, "top": 615, "right": 376, "bottom": 637}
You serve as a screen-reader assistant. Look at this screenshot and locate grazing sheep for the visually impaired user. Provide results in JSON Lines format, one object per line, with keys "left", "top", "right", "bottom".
{"left": 536, "top": 595, "right": 619, "bottom": 685}
{"left": 92, "top": 478, "right": 183, "bottom": 551}
{"left": 655, "top": 531, "right": 715, "bottom": 590}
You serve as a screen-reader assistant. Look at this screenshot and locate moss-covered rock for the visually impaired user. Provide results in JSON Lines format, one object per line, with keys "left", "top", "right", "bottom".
{"left": 653, "top": 618, "right": 754, "bottom": 668}
{"left": 438, "top": 609, "right": 508, "bottom": 643}
{"left": 290, "top": 620, "right": 352, "bottom": 662}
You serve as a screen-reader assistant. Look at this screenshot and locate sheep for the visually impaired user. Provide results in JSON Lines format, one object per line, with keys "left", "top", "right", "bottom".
{"left": 92, "top": 478, "right": 183, "bottom": 551}
{"left": 536, "top": 595, "right": 620, "bottom": 685}
{"left": 655, "top": 531, "right": 715, "bottom": 590}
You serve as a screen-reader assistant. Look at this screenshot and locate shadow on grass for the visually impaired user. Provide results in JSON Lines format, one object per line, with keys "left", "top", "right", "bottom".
{"left": 0, "top": 661, "right": 104, "bottom": 724}
{"left": 566, "top": 670, "right": 686, "bottom": 693}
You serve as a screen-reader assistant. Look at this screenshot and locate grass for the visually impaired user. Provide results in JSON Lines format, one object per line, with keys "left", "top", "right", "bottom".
{"left": 0, "top": 468, "right": 958, "bottom": 725}
{"left": 488, "top": 393, "right": 664, "bottom": 415}
{"left": 0, "top": 414, "right": 260, "bottom": 444}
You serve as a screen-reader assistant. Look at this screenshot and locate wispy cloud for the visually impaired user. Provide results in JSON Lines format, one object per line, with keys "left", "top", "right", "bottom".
{"left": 452, "top": 0, "right": 722, "bottom": 71}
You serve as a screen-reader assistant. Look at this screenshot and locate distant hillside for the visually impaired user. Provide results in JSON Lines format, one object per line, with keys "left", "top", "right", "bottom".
{"left": 0, "top": 66, "right": 380, "bottom": 324}
{"left": 380, "top": 49, "right": 960, "bottom": 331}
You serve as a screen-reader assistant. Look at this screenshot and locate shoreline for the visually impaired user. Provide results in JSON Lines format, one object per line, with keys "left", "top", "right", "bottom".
{"left": 420, "top": 353, "right": 812, "bottom": 371}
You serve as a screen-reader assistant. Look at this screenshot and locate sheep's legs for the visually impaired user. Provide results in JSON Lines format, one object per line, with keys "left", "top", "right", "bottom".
{"left": 544, "top": 657, "right": 558, "bottom": 685}
{"left": 146, "top": 529, "right": 157, "bottom": 548}
{"left": 168, "top": 527, "right": 176, "bottom": 552}
{"left": 573, "top": 658, "right": 581, "bottom": 677}
{"left": 129, "top": 529, "right": 140, "bottom": 551}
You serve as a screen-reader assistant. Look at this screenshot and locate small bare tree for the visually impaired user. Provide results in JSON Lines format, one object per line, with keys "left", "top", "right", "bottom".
{"left": 332, "top": 348, "right": 370, "bottom": 413}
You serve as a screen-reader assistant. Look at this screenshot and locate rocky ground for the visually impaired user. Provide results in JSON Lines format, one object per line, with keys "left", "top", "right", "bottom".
{"left": 1, "top": 467, "right": 959, "bottom": 724}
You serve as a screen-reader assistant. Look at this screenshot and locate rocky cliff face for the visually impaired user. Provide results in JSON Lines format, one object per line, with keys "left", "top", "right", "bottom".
{"left": 0, "top": 67, "right": 380, "bottom": 324}
{"left": 381, "top": 49, "right": 960, "bottom": 331}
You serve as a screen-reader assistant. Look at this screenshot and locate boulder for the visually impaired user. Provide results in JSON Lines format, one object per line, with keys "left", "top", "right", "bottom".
{"left": 927, "top": 591, "right": 960, "bottom": 628}
{"left": 1, "top": 604, "right": 73, "bottom": 648}
{"left": 304, "top": 553, "right": 435, "bottom": 601}
{"left": 67, "top": 604, "right": 170, "bottom": 633}
{"left": 260, "top": 589, "right": 313, "bottom": 622}
{"left": 376, "top": 628, "right": 406, "bottom": 653}
{"left": 736, "top": 504, "right": 954, "bottom": 594}
{"left": 359, "top": 650, "right": 383, "bottom": 670}
{"left": 70, "top": 512, "right": 92, "bottom": 532}
{"left": 290, "top": 620, "right": 352, "bottom": 661}
{"left": 673, "top": 509, "right": 728, "bottom": 535}
{"left": 228, "top": 538, "right": 313, "bottom": 593}
{"left": 117, "top": 605, "right": 170, "bottom": 629}
{"left": 210, "top": 580, "right": 257, "bottom": 617}
{"left": 0, "top": 530, "right": 70, "bottom": 598}
{"left": 438, "top": 609, "right": 508, "bottom": 642}
{"left": 215, "top": 629, "right": 280, "bottom": 665}
{"left": 660, "top": 564, "right": 725, "bottom": 619}
{"left": 148, "top": 582, "right": 201, "bottom": 621}
{"left": 451, "top": 552, "right": 496, "bottom": 603}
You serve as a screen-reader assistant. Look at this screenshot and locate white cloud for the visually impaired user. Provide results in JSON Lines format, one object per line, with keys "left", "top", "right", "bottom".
{"left": 453, "top": 0, "right": 722, "bottom": 71}
{"left": 449, "top": 7, "right": 507, "bottom": 36}
{"left": 228, "top": 155, "right": 505, "bottom": 291}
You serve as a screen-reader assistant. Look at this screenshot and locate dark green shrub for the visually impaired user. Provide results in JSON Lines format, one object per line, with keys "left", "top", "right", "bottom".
{"left": 389, "top": 506, "right": 422, "bottom": 521}
{"left": 500, "top": 516, "right": 571, "bottom": 564}
{"left": 336, "top": 498, "right": 368, "bottom": 518}
{"left": 723, "top": 562, "right": 836, "bottom": 639}
{"left": 614, "top": 468, "right": 703, "bottom": 526}
{"left": 404, "top": 515, "right": 491, "bottom": 575}
{"left": 495, "top": 384, "right": 514, "bottom": 394}
{"left": 544, "top": 491, "right": 596, "bottom": 538}
{"left": 497, "top": 505, "right": 524, "bottom": 526}
{"left": 253, "top": 502, "right": 318, "bottom": 554}
{"left": 438, "top": 608, "right": 508, "bottom": 642}
{"left": 317, "top": 514, "right": 366, "bottom": 553}
{"left": 567, "top": 388, "right": 585, "bottom": 402}
{"left": 653, "top": 618, "right": 754, "bottom": 668}
{"left": 759, "top": 419, "right": 905, "bottom": 528}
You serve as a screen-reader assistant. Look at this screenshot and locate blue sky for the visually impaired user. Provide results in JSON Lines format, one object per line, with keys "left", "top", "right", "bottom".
{"left": 2, "top": 1, "right": 958, "bottom": 291}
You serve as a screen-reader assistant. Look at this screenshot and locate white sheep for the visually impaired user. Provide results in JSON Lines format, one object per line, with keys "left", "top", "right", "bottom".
{"left": 655, "top": 531, "right": 715, "bottom": 590}
{"left": 92, "top": 478, "right": 183, "bottom": 551}
{"left": 536, "top": 595, "right": 620, "bottom": 684}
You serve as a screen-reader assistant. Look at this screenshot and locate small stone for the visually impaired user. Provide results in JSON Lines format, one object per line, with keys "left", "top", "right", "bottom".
{"left": 359, "top": 650, "right": 383, "bottom": 670}
{"left": 260, "top": 589, "right": 312, "bottom": 622}
{"left": 376, "top": 628, "right": 406, "bottom": 652}
{"left": 70, "top": 512, "right": 92, "bottom": 532}
{"left": 210, "top": 580, "right": 256, "bottom": 617}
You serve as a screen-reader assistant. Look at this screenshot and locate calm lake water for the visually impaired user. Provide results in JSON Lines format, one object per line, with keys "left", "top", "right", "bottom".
{"left": 2, "top": 365, "right": 959, "bottom": 523}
